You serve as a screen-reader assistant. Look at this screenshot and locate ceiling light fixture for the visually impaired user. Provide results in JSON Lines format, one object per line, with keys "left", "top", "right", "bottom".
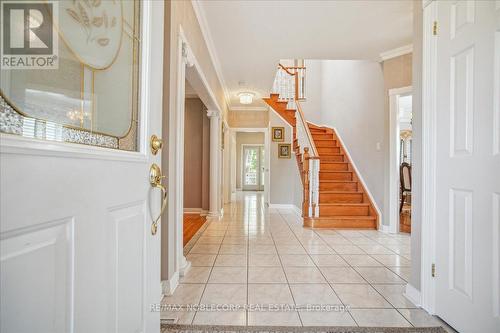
{"left": 238, "top": 92, "right": 254, "bottom": 105}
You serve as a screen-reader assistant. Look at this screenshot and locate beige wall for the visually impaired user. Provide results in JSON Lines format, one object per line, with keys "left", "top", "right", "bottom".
{"left": 269, "top": 111, "right": 302, "bottom": 206}
{"left": 382, "top": 54, "right": 413, "bottom": 92}
{"left": 183, "top": 98, "right": 210, "bottom": 210}
{"left": 235, "top": 132, "right": 265, "bottom": 189}
{"left": 228, "top": 110, "right": 269, "bottom": 128}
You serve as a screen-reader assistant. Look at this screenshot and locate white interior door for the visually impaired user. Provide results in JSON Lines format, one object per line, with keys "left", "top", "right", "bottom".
{"left": 0, "top": 1, "right": 164, "bottom": 332}
{"left": 434, "top": 1, "right": 500, "bottom": 332}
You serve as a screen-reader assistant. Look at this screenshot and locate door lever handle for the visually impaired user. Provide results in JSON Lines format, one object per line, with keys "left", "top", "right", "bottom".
{"left": 150, "top": 163, "right": 167, "bottom": 235}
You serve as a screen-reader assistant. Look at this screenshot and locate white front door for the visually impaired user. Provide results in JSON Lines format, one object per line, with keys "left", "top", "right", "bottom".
{"left": 0, "top": 1, "right": 164, "bottom": 332}
{"left": 242, "top": 145, "right": 264, "bottom": 191}
{"left": 434, "top": 1, "right": 500, "bottom": 332}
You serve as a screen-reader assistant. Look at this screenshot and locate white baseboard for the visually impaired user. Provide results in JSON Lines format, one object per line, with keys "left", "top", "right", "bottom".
{"left": 183, "top": 208, "right": 209, "bottom": 215}
{"left": 379, "top": 224, "right": 391, "bottom": 233}
{"left": 292, "top": 205, "right": 302, "bottom": 217}
{"left": 269, "top": 204, "right": 303, "bottom": 217}
{"left": 161, "top": 272, "right": 179, "bottom": 296}
{"left": 404, "top": 283, "right": 422, "bottom": 307}
{"left": 269, "top": 204, "right": 294, "bottom": 209}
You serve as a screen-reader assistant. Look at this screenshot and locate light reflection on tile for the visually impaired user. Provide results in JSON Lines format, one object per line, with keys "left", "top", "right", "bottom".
{"left": 162, "top": 192, "right": 429, "bottom": 328}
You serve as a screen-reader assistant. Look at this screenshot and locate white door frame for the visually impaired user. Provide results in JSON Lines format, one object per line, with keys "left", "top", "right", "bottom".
{"left": 419, "top": 0, "right": 438, "bottom": 313}
{"left": 241, "top": 144, "right": 265, "bottom": 191}
{"left": 161, "top": 26, "right": 223, "bottom": 296}
{"left": 388, "top": 86, "right": 412, "bottom": 234}
{"left": 230, "top": 128, "right": 270, "bottom": 205}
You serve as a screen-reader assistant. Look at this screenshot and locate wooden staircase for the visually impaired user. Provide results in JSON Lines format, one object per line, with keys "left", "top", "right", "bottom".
{"left": 263, "top": 93, "right": 379, "bottom": 229}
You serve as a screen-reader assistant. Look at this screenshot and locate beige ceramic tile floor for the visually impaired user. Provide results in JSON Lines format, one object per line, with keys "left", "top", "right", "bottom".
{"left": 161, "top": 192, "right": 452, "bottom": 329}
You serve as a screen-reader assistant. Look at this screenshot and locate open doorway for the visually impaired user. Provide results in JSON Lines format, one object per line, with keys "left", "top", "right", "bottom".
{"left": 389, "top": 86, "right": 412, "bottom": 234}
{"left": 398, "top": 94, "right": 412, "bottom": 233}
{"left": 234, "top": 132, "right": 266, "bottom": 192}
{"left": 183, "top": 79, "right": 210, "bottom": 245}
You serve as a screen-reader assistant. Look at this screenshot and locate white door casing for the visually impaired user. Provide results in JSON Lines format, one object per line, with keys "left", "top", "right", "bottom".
{"left": 0, "top": 1, "right": 164, "bottom": 332}
{"left": 431, "top": 1, "right": 500, "bottom": 332}
{"left": 388, "top": 86, "right": 412, "bottom": 234}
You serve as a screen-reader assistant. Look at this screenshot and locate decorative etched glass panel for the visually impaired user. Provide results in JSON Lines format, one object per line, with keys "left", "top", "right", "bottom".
{"left": 0, "top": 0, "right": 141, "bottom": 151}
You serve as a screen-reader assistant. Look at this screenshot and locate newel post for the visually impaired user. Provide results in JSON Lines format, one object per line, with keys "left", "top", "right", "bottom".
{"left": 302, "top": 147, "right": 310, "bottom": 217}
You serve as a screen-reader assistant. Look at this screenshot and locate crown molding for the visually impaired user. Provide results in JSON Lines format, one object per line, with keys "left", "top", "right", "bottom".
{"left": 191, "top": 0, "right": 231, "bottom": 110}
{"left": 379, "top": 44, "right": 413, "bottom": 62}
{"left": 229, "top": 106, "right": 268, "bottom": 112}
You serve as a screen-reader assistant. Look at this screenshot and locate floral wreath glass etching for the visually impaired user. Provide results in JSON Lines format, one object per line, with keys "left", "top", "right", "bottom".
{"left": 60, "top": 0, "right": 122, "bottom": 69}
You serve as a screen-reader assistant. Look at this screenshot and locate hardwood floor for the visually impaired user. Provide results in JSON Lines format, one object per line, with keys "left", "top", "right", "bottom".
{"left": 183, "top": 213, "right": 207, "bottom": 246}
{"left": 400, "top": 205, "right": 411, "bottom": 233}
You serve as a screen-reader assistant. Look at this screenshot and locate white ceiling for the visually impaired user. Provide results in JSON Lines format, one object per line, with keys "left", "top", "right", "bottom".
{"left": 195, "top": 0, "right": 413, "bottom": 110}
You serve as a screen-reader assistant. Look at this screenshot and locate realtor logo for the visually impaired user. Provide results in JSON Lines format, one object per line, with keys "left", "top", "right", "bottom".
{"left": 1, "top": 1, "right": 58, "bottom": 69}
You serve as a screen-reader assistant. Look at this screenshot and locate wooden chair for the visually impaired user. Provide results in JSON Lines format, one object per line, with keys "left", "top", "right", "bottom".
{"left": 400, "top": 162, "right": 412, "bottom": 213}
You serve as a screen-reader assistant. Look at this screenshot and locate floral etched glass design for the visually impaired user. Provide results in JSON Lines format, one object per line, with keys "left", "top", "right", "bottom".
{"left": 0, "top": 0, "right": 141, "bottom": 151}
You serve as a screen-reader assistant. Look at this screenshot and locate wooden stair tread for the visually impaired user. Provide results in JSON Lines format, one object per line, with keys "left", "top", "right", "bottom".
{"left": 313, "top": 215, "right": 376, "bottom": 220}
{"left": 320, "top": 180, "right": 357, "bottom": 183}
{"left": 319, "top": 203, "right": 369, "bottom": 206}
{"left": 320, "top": 170, "right": 352, "bottom": 173}
{"left": 319, "top": 190, "right": 364, "bottom": 194}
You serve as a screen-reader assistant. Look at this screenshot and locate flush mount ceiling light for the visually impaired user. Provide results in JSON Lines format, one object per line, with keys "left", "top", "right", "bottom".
{"left": 238, "top": 92, "right": 254, "bottom": 105}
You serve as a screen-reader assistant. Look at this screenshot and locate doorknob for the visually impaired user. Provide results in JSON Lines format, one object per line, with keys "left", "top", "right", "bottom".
{"left": 150, "top": 134, "right": 163, "bottom": 155}
{"left": 149, "top": 163, "right": 167, "bottom": 235}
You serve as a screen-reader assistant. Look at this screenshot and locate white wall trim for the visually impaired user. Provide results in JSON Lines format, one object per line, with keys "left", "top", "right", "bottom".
{"left": 269, "top": 203, "right": 302, "bottom": 217}
{"left": 269, "top": 204, "right": 295, "bottom": 209}
{"left": 230, "top": 106, "right": 268, "bottom": 112}
{"left": 292, "top": 205, "right": 302, "bottom": 217}
{"left": 404, "top": 283, "right": 422, "bottom": 307}
{"left": 183, "top": 208, "right": 209, "bottom": 215}
{"left": 190, "top": 0, "right": 231, "bottom": 109}
{"left": 420, "top": 0, "right": 438, "bottom": 314}
{"left": 380, "top": 44, "right": 413, "bottom": 62}
{"left": 388, "top": 86, "right": 413, "bottom": 234}
{"left": 378, "top": 224, "right": 391, "bottom": 233}
{"left": 161, "top": 272, "right": 179, "bottom": 296}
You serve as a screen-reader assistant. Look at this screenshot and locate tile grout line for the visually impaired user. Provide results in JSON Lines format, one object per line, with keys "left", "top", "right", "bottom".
{"left": 191, "top": 216, "right": 228, "bottom": 325}
{"left": 270, "top": 209, "right": 304, "bottom": 326}
{"left": 316, "top": 229, "right": 414, "bottom": 327}
{"left": 278, "top": 209, "right": 358, "bottom": 327}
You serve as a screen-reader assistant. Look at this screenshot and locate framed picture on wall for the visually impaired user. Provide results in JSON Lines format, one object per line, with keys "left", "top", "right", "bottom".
{"left": 272, "top": 127, "right": 285, "bottom": 142}
{"left": 278, "top": 143, "right": 291, "bottom": 159}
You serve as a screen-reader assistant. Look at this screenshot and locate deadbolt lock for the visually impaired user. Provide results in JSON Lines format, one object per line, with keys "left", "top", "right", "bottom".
{"left": 150, "top": 134, "right": 163, "bottom": 155}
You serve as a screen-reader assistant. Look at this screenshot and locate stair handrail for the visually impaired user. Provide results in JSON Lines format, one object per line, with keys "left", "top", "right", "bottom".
{"left": 295, "top": 100, "right": 319, "bottom": 157}
{"left": 272, "top": 63, "right": 320, "bottom": 218}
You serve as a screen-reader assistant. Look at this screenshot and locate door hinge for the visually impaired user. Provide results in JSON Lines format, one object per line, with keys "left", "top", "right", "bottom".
{"left": 433, "top": 21, "right": 438, "bottom": 36}
{"left": 431, "top": 263, "right": 436, "bottom": 277}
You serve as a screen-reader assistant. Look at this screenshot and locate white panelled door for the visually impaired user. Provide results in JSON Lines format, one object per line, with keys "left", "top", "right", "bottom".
{"left": 434, "top": 1, "right": 500, "bottom": 332}
{"left": 0, "top": 1, "right": 164, "bottom": 333}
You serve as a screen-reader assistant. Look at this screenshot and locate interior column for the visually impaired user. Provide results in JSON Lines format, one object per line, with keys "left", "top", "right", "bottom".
{"left": 207, "top": 110, "right": 221, "bottom": 218}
